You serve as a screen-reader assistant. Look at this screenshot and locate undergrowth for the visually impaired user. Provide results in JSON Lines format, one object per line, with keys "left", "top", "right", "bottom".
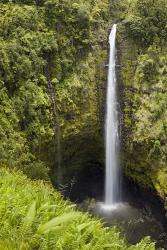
{"left": 0, "top": 168, "right": 155, "bottom": 250}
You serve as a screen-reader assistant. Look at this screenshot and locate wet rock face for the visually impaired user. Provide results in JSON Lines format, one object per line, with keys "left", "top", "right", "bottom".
{"left": 63, "top": 165, "right": 104, "bottom": 203}
{"left": 55, "top": 32, "right": 110, "bottom": 185}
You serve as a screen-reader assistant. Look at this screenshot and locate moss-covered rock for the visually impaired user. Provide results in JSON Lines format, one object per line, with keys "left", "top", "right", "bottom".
{"left": 117, "top": 2, "right": 167, "bottom": 205}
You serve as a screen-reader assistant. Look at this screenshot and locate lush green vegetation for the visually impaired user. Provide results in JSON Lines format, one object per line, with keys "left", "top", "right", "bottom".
{"left": 0, "top": 0, "right": 112, "bottom": 181}
{"left": 119, "top": 0, "right": 167, "bottom": 200}
{"left": 0, "top": 0, "right": 167, "bottom": 247}
{"left": 0, "top": 168, "right": 155, "bottom": 249}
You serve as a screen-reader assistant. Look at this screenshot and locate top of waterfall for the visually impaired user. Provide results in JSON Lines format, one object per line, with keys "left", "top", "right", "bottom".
{"left": 109, "top": 24, "right": 117, "bottom": 44}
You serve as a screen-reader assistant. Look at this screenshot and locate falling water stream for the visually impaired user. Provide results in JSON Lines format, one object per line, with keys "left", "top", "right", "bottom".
{"left": 65, "top": 24, "right": 167, "bottom": 249}
{"left": 105, "top": 24, "right": 119, "bottom": 207}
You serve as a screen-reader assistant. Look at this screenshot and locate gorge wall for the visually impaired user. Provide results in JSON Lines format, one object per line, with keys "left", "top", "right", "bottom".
{"left": 0, "top": 0, "right": 166, "bottom": 209}
{"left": 0, "top": 0, "right": 115, "bottom": 182}
{"left": 118, "top": 0, "right": 167, "bottom": 208}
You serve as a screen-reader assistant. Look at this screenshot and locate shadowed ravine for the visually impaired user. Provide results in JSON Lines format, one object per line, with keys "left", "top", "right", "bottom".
{"left": 65, "top": 169, "right": 167, "bottom": 249}
{"left": 63, "top": 25, "right": 167, "bottom": 249}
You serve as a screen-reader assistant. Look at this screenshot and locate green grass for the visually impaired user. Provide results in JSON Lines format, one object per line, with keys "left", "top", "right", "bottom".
{"left": 0, "top": 168, "right": 155, "bottom": 250}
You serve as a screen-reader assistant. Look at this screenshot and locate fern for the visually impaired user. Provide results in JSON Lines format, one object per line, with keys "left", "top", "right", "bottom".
{"left": 0, "top": 169, "right": 156, "bottom": 250}
{"left": 37, "top": 212, "right": 80, "bottom": 234}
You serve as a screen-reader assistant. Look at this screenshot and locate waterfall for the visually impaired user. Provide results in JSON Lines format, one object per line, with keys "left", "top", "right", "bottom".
{"left": 105, "top": 24, "right": 119, "bottom": 206}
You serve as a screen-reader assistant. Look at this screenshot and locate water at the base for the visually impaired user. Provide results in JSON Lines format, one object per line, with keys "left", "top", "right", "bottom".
{"left": 101, "top": 202, "right": 122, "bottom": 212}
{"left": 98, "top": 202, "right": 139, "bottom": 220}
{"left": 105, "top": 24, "right": 119, "bottom": 206}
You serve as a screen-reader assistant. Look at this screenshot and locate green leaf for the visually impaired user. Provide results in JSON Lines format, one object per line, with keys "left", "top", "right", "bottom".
{"left": 77, "top": 222, "right": 92, "bottom": 232}
{"left": 37, "top": 212, "right": 80, "bottom": 234}
{"left": 23, "top": 201, "right": 36, "bottom": 229}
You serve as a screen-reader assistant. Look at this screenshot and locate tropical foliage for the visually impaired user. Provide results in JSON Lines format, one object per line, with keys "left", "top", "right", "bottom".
{"left": 0, "top": 168, "right": 155, "bottom": 249}
{"left": 0, "top": 0, "right": 111, "bottom": 180}
{"left": 119, "top": 0, "right": 167, "bottom": 199}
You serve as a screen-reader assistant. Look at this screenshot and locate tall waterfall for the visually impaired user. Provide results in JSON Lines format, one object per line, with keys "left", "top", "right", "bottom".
{"left": 105, "top": 24, "right": 119, "bottom": 206}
